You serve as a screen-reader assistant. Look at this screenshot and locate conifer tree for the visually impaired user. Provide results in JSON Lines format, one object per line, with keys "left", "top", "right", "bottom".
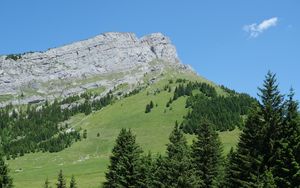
{"left": 284, "top": 89, "right": 300, "bottom": 162}
{"left": 56, "top": 170, "right": 66, "bottom": 188}
{"left": 103, "top": 128, "right": 143, "bottom": 188}
{"left": 226, "top": 108, "right": 264, "bottom": 187}
{"left": 257, "top": 170, "right": 277, "bottom": 188}
{"left": 0, "top": 154, "right": 13, "bottom": 188}
{"left": 136, "top": 152, "right": 155, "bottom": 188}
{"left": 69, "top": 175, "right": 77, "bottom": 188}
{"left": 155, "top": 123, "right": 201, "bottom": 187}
{"left": 271, "top": 89, "right": 300, "bottom": 187}
{"left": 226, "top": 72, "right": 300, "bottom": 187}
{"left": 191, "top": 120, "right": 223, "bottom": 188}
{"left": 149, "top": 101, "right": 154, "bottom": 109}
{"left": 145, "top": 104, "right": 151, "bottom": 113}
{"left": 257, "top": 72, "right": 284, "bottom": 168}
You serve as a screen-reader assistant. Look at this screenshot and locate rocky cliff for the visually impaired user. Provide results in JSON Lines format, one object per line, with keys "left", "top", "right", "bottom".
{"left": 0, "top": 32, "right": 193, "bottom": 106}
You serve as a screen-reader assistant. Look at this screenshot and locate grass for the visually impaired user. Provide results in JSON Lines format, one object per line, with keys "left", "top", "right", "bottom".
{"left": 7, "top": 71, "right": 241, "bottom": 188}
{"left": 0, "top": 94, "right": 14, "bottom": 102}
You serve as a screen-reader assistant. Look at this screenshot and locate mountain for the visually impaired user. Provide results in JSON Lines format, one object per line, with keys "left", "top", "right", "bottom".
{"left": 0, "top": 32, "right": 193, "bottom": 106}
{"left": 0, "top": 33, "right": 245, "bottom": 188}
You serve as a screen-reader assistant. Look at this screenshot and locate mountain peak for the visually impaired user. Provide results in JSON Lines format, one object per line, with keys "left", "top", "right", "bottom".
{"left": 0, "top": 32, "right": 191, "bottom": 106}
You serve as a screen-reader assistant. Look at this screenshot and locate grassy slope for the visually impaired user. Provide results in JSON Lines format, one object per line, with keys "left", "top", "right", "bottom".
{"left": 7, "top": 71, "right": 240, "bottom": 188}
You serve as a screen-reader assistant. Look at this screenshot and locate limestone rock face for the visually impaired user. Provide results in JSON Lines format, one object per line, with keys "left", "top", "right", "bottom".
{"left": 0, "top": 32, "right": 192, "bottom": 106}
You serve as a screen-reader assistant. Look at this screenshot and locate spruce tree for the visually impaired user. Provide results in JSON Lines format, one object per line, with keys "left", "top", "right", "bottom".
{"left": 0, "top": 154, "right": 13, "bottom": 188}
{"left": 191, "top": 120, "right": 223, "bottom": 188}
{"left": 257, "top": 71, "right": 284, "bottom": 168}
{"left": 226, "top": 72, "right": 300, "bottom": 187}
{"left": 136, "top": 152, "right": 155, "bottom": 188}
{"left": 257, "top": 170, "right": 277, "bottom": 188}
{"left": 103, "top": 128, "right": 143, "bottom": 188}
{"left": 271, "top": 89, "right": 300, "bottom": 187}
{"left": 226, "top": 108, "right": 264, "bottom": 187}
{"left": 56, "top": 170, "right": 66, "bottom": 188}
{"left": 284, "top": 89, "right": 300, "bottom": 162}
{"left": 69, "top": 175, "right": 77, "bottom": 188}
{"left": 149, "top": 101, "right": 154, "bottom": 109}
{"left": 155, "top": 123, "right": 201, "bottom": 187}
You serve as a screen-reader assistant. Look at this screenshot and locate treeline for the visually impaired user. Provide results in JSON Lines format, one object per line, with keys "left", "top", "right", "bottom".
{"left": 167, "top": 79, "right": 256, "bottom": 132}
{"left": 103, "top": 72, "right": 300, "bottom": 187}
{"left": 183, "top": 92, "right": 256, "bottom": 132}
{"left": 0, "top": 91, "right": 115, "bottom": 159}
{"left": 224, "top": 72, "right": 300, "bottom": 187}
{"left": 103, "top": 121, "right": 223, "bottom": 187}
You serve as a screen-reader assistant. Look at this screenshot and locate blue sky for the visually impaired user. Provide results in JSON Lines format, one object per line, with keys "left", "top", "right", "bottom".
{"left": 0, "top": 0, "right": 299, "bottom": 100}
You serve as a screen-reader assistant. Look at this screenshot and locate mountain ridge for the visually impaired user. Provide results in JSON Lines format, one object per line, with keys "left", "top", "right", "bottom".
{"left": 0, "top": 32, "right": 194, "bottom": 107}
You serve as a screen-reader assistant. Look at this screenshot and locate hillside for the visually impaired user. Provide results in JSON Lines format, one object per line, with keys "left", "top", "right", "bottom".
{"left": 6, "top": 71, "right": 241, "bottom": 188}
{"left": 0, "top": 32, "right": 247, "bottom": 188}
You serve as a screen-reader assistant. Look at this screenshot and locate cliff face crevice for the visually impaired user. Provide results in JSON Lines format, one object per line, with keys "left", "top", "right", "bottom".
{"left": 0, "top": 32, "right": 191, "bottom": 106}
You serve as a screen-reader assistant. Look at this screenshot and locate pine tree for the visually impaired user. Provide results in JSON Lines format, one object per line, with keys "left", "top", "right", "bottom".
{"left": 285, "top": 89, "right": 300, "bottom": 162}
{"left": 222, "top": 147, "right": 236, "bottom": 188}
{"left": 103, "top": 128, "right": 143, "bottom": 188}
{"left": 226, "top": 72, "right": 300, "bottom": 187}
{"left": 69, "top": 175, "right": 77, "bottom": 188}
{"left": 271, "top": 89, "right": 300, "bottom": 187}
{"left": 136, "top": 152, "right": 155, "bottom": 188}
{"left": 145, "top": 104, "right": 151, "bottom": 113}
{"left": 149, "top": 101, "right": 154, "bottom": 109}
{"left": 191, "top": 120, "right": 223, "bottom": 188}
{"left": 257, "top": 72, "right": 284, "bottom": 168}
{"left": 226, "top": 108, "right": 264, "bottom": 187}
{"left": 257, "top": 170, "right": 277, "bottom": 188}
{"left": 0, "top": 154, "right": 13, "bottom": 188}
{"left": 56, "top": 170, "right": 66, "bottom": 188}
{"left": 83, "top": 129, "right": 87, "bottom": 139}
{"left": 154, "top": 123, "right": 201, "bottom": 187}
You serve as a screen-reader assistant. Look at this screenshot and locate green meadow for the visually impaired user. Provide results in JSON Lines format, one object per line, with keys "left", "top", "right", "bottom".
{"left": 7, "top": 74, "right": 241, "bottom": 188}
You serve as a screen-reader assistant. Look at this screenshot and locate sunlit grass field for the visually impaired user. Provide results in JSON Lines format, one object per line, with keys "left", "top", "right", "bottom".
{"left": 7, "top": 74, "right": 241, "bottom": 188}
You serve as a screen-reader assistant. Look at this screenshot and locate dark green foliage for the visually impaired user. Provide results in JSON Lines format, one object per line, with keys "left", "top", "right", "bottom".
{"left": 124, "top": 87, "right": 142, "bottom": 97}
{"left": 103, "top": 129, "right": 143, "bottom": 188}
{"left": 271, "top": 89, "right": 300, "bottom": 187}
{"left": 184, "top": 95, "right": 238, "bottom": 131}
{"left": 69, "top": 175, "right": 77, "bottom": 188}
{"left": 83, "top": 129, "right": 87, "bottom": 139}
{"left": 0, "top": 154, "right": 13, "bottom": 188}
{"left": 153, "top": 123, "right": 201, "bottom": 187}
{"left": 145, "top": 104, "right": 151, "bottom": 113}
{"left": 145, "top": 101, "right": 155, "bottom": 113}
{"left": 169, "top": 80, "right": 257, "bottom": 132}
{"left": 56, "top": 170, "right": 66, "bottom": 188}
{"left": 82, "top": 99, "right": 92, "bottom": 115}
{"left": 0, "top": 100, "right": 80, "bottom": 157}
{"left": 136, "top": 153, "right": 156, "bottom": 188}
{"left": 166, "top": 98, "right": 172, "bottom": 107}
{"left": 60, "top": 95, "right": 80, "bottom": 104}
{"left": 226, "top": 72, "right": 300, "bottom": 187}
{"left": 149, "top": 101, "right": 154, "bottom": 108}
{"left": 191, "top": 120, "right": 223, "bottom": 188}
{"left": 225, "top": 109, "right": 264, "bottom": 187}
{"left": 257, "top": 170, "right": 277, "bottom": 188}
{"left": 0, "top": 90, "right": 114, "bottom": 158}
{"left": 91, "top": 92, "right": 114, "bottom": 111}
{"left": 5, "top": 54, "right": 22, "bottom": 61}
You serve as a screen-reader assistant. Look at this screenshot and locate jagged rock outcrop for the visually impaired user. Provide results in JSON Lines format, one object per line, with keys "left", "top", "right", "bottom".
{"left": 0, "top": 32, "right": 193, "bottom": 106}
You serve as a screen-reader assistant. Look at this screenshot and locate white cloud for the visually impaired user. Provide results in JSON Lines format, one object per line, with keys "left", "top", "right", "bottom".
{"left": 244, "top": 17, "right": 278, "bottom": 38}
